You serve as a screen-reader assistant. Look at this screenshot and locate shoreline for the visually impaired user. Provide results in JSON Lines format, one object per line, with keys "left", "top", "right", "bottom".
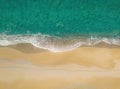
{"left": 1, "top": 42, "right": 120, "bottom": 53}
{"left": 0, "top": 34, "right": 120, "bottom": 52}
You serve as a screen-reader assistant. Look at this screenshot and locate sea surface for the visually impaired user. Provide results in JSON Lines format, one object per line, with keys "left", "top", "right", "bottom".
{"left": 0, "top": 0, "right": 120, "bottom": 52}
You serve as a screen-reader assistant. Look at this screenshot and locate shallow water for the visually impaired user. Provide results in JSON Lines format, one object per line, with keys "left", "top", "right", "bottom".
{"left": 0, "top": 0, "right": 120, "bottom": 36}
{"left": 0, "top": 0, "right": 120, "bottom": 51}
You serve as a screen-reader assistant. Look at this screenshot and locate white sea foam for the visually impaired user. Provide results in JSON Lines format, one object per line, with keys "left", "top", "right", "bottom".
{"left": 0, "top": 34, "right": 120, "bottom": 52}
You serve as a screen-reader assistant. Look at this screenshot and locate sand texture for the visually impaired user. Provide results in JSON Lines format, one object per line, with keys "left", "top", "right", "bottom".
{"left": 0, "top": 46, "right": 120, "bottom": 89}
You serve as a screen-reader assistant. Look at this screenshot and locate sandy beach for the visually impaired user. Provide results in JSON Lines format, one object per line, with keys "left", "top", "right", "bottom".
{"left": 1, "top": 0, "right": 120, "bottom": 88}
{"left": 0, "top": 45, "right": 120, "bottom": 89}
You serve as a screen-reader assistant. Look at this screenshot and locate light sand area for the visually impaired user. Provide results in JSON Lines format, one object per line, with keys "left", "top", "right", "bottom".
{"left": 0, "top": 46, "right": 120, "bottom": 89}
{"left": 0, "top": 59, "right": 120, "bottom": 89}
{"left": 0, "top": 46, "right": 120, "bottom": 69}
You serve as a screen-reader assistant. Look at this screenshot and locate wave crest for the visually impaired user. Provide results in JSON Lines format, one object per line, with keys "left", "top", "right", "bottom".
{"left": 0, "top": 34, "right": 120, "bottom": 52}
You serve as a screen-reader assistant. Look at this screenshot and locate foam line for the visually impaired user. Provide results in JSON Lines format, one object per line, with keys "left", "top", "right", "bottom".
{"left": 0, "top": 34, "right": 120, "bottom": 52}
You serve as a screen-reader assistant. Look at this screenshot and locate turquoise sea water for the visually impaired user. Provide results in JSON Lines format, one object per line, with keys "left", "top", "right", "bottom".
{"left": 0, "top": 0, "right": 120, "bottom": 51}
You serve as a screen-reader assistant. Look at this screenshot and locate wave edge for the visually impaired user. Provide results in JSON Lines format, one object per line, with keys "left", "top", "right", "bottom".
{"left": 0, "top": 34, "right": 120, "bottom": 52}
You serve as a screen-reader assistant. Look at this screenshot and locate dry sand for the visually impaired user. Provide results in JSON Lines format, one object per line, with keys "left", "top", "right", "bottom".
{"left": 0, "top": 46, "right": 120, "bottom": 89}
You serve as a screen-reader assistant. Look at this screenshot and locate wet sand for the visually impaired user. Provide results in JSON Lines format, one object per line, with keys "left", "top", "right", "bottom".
{"left": 0, "top": 45, "right": 120, "bottom": 89}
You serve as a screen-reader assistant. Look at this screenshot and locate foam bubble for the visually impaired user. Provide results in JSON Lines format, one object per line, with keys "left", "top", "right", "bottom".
{"left": 0, "top": 34, "right": 120, "bottom": 52}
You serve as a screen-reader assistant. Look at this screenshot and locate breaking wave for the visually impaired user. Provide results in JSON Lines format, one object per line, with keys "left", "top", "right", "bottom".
{"left": 0, "top": 34, "right": 120, "bottom": 52}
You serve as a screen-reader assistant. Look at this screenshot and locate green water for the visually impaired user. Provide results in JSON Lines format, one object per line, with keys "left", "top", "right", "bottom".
{"left": 0, "top": 0, "right": 120, "bottom": 37}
